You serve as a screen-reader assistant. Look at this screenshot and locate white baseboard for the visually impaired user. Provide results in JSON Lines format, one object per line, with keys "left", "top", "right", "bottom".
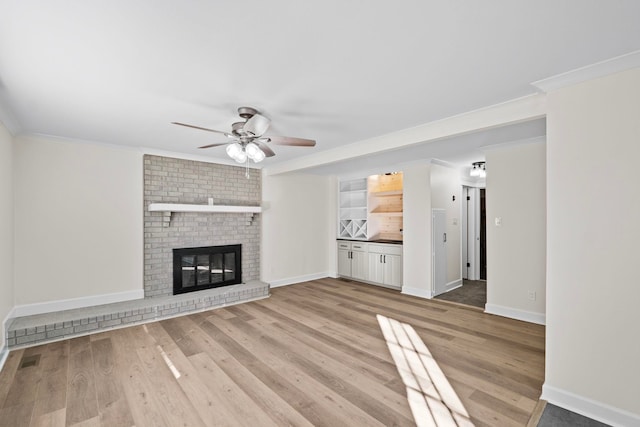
{"left": 444, "top": 279, "right": 462, "bottom": 292}
{"left": 12, "top": 289, "right": 144, "bottom": 317}
{"left": 484, "top": 303, "right": 545, "bottom": 325}
{"left": 402, "top": 279, "right": 462, "bottom": 300}
{"left": 268, "top": 272, "right": 331, "bottom": 288}
{"left": 1, "top": 306, "right": 16, "bottom": 371}
{"left": 542, "top": 383, "right": 640, "bottom": 427}
{"left": 401, "top": 286, "right": 433, "bottom": 299}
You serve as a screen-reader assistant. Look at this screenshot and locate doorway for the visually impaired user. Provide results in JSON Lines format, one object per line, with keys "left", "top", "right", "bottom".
{"left": 479, "top": 188, "right": 487, "bottom": 280}
{"left": 462, "top": 186, "right": 486, "bottom": 280}
{"left": 437, "top": 186, "right": 487, "bottom": 308}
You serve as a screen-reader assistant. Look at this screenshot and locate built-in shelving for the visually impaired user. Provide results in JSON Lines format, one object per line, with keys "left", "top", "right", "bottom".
{"left": 368, "top": 173, "right": 403, "bottom": 241}
{"left": 337, "top": 174, "right": 405, "bottom": 241}
{"left": 338, "top": 178, "right": 368, "bottom": 240}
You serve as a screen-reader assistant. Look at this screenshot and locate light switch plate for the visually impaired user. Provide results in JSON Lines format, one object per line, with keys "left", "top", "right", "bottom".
{"left": 495, "top": 217, "right": 502, "bottom": 226}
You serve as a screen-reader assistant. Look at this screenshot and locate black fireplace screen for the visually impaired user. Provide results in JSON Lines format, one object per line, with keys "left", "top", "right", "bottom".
{"left": 173, "top": 245, "right": 242, "bottom": 295}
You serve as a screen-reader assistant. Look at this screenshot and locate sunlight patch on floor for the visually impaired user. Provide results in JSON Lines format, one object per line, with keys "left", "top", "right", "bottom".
{"left": 377, "top": 314, "right": 474, "bottom": 427}
{"left": 143, "top": 324, "right": 181, "bottom": 379}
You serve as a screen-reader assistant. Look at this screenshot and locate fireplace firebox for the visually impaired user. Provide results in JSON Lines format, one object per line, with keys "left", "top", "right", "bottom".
{"left": 173, "top": 245, "right": 242, "bottom": 295}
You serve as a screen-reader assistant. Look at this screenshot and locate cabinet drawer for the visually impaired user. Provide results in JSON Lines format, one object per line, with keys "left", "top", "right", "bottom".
{"left": 368, "top": 244, "right": 402, "bottom": 256}
{"left": 337, "top": 241, "right": 351, "bottom": 250}
{"left": 351, "top": 243, "right": 367, "bottom": 252}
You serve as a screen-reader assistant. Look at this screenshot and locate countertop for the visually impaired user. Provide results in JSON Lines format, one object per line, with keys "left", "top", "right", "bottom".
{"left": 338, "top": 239, "right": 403, "bottom": 245}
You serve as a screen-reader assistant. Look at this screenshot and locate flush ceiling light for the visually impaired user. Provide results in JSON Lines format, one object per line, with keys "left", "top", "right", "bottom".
{"left": 470, "top": 161, "right": 486, "bottom": 178}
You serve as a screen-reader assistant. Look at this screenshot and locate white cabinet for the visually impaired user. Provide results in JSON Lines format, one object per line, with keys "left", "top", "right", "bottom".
{"left": 350, "top": 243, "right": 368, "bottom": 281}
{"left": 338, "top": 241, "right": 402, "bottom": 289}
{"left": 337, "top": 241, "right": 368, "bottom": 281}
{"left": 368, "top": 244, "right": 403, "bottom": 288}
{"left": 337, "top": 241, "right": 352, "bottom": 277}
{"left": 338, "top": 178, "right": 368, "bottom": 240}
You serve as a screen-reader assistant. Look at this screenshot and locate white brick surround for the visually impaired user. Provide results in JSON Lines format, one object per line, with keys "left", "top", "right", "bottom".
{"left": 143, "top": 155, "right": 261, "bottom": 297}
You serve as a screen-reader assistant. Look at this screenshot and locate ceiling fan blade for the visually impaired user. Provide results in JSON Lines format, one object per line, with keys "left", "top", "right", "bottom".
{"left": 172, "top": 122, "right": 234, "bottom": 138}
{"left": 268, "top": 136, "right": 316, "bottom": 146}
{"left": 198, "top": 142, "right": 231, "bottom": 149}
{"left": 255, "top": 141, "right": 276, "bottom": 157}
{"left": 243, "top": 113, "right": 271, "bottom": 136}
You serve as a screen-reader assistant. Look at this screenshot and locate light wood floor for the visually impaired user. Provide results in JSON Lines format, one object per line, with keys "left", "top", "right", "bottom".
{"left": 0, "top": 278, "right": 545, "bottom": 426}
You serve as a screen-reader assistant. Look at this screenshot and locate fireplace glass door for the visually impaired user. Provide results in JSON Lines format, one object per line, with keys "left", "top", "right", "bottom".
{"left": 173, "top": 245, "right": 241, "bottom": 294}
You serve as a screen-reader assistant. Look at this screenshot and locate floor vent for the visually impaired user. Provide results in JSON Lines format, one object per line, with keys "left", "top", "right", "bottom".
{"left": 19, "top": 354, "right": 41, "bottom": 369}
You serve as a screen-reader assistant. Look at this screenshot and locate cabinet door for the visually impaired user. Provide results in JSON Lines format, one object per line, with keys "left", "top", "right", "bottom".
{"left": 383, "top": 254, "right": 403, "bottom": 287}
{"left": 368, "top": 253, "right": 384, "bottom": 284}
{"left": 338, "top": 249, "right": 351, "bottom": 277}
{"left": 351, "top": 250, "right": 369, "bottom": 281}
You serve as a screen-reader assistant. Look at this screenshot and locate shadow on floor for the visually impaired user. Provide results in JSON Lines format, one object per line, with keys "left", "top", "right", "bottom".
{"left": 434, "top": 279, "right": 486, "bottom": 308}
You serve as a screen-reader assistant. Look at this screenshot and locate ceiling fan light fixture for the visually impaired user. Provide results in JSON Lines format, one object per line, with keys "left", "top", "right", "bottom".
{"left": 233, "top": 150, "right": 247, "bottom": 163}
{"left": 251, "top": 148, "right": 266, "bottom": 163}
{"left": 173, "top": 106, "right": 316, "bottom": 168}
{"left": 245, "top": 142, "right": 260, "bottom": 158}
{"left": 226, "top": 142, "right": 243, "bottom": 159}
{"left": 245, "top": 142, "right": 266, "bottom": 163}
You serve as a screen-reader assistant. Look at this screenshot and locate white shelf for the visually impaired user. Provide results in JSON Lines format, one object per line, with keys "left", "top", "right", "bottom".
{"left": 149, "top": 203, "right": 262, "bottom": 213}
{"left": 370, "top": 190, "right": 403, "bottom": 197}
{"left": 370, "top": 211, "right": 403, "bottom": 216}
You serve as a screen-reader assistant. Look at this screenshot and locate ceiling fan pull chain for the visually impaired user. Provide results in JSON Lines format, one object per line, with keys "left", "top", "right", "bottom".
{"left": 245, "top": 158, "right": 250, "bottom": 179}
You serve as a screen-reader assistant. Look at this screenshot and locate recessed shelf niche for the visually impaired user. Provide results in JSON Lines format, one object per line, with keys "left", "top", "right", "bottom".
{"left": 368, "top": 173, "right": 403, "bottom": 241}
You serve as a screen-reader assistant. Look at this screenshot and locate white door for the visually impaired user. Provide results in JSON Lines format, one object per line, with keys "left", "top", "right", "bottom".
{"left": 432, "top": 209, "right": 447, "bottom": 296}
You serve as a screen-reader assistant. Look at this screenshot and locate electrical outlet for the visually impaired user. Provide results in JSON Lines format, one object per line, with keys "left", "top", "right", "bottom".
{"left": 527, "top": 290, "right": 536, "bottom": 301}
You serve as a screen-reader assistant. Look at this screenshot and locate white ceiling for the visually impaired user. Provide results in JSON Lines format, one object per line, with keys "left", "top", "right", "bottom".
{"left": 0, "top": 1, "right": 639, "bottom": 173}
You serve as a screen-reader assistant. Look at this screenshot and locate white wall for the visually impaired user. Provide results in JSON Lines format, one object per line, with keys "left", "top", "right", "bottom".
{"left": 484, "top": 140, "right": 546, "bottom": 324}
{"left": 261, "top": 172, "right": 336, "bottom": 286}
{"left": 544, "top": 68, "right": 640, "bottom": 421}
{"left": 0, "top": 122, "right": 14, "bottom": 356}
{"left": 401, "top": 163, "right": 432, "bottom": 298}
{"left": 13, "top": 135, "right": 143, "bottom": 307}
{"left": 430, "top": 163, "right": 462, "bottom": 285}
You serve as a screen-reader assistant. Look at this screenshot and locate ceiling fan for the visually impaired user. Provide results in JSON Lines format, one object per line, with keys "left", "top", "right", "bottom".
{"left": 172, "top": 106, "right": 316, "bottom": 163}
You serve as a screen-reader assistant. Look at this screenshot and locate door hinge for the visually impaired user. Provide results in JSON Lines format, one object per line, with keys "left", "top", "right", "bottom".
{"left": 467, "top": 196, "right": 471, "bottom": 201}
{"left": 467, "top": 262, "right": 470, "bottom": 267}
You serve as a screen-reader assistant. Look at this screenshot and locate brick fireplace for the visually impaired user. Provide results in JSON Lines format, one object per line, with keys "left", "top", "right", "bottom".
{"left": 143, "top": 155, "right": 261, "bottom": 298}
{"left": 5, "top": 155, "right": 267, "bottom": 349}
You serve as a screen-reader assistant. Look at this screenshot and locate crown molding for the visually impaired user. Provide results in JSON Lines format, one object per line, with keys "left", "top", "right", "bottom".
{"left": 531, "top": 50, "right": 640, "bottom": 93}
